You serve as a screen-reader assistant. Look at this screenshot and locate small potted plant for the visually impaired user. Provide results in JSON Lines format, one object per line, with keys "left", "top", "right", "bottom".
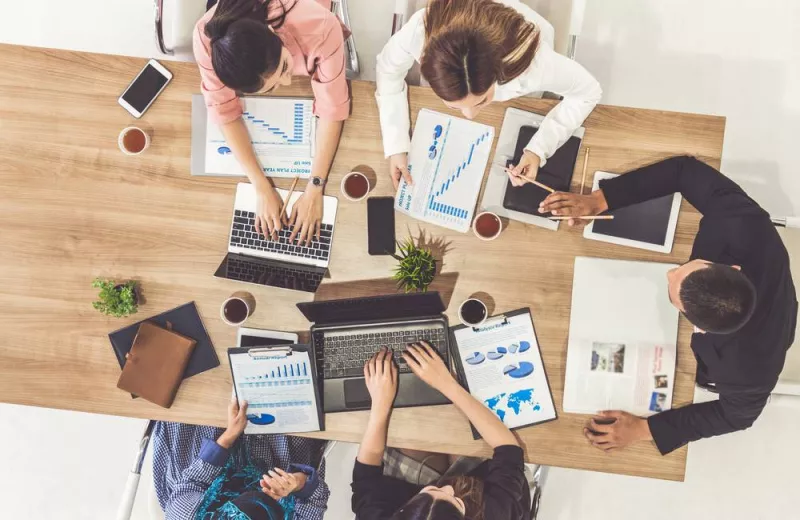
{"left": 92, "top": 278, "right": 139, "bottom": 318}
{"left": 392, "top": 237, "right": 438, "bottom": 293}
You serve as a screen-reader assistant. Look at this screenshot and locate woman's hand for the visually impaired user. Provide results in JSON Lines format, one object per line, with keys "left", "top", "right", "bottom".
{"left": 289, "top": 187, "right": 324, "bottom": 246}
{"left": 402, "top": 341, "right": 455, "bottom": 393}
{"left": 217, "top": 398, "right": 248, "bottom": 449}
{"left": 507, "top": 150, "right": 541, "bottom": 187}
{"left": 364, "top": 347, "right": 398, "bottom": 414}
{"left": 388, "top": 153, "right": 413, "bottom": 191}
{"left": 260, "top": 468, "right": 306, "bottom": 500}
{"left": 254, "top": 184, "right": 285, "bottom": 240}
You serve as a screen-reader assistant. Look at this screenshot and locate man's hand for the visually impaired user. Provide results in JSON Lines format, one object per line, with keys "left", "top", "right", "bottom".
{"left": 402, "top": 341, "right": 455, "bottom": 394}
{"left": 289, "top": 187, "right": 324, "bottom": 246}
{"left": 260, "top": 468, "right": 306, "bottom": 500}
{"left": 364, "top": 347, "right": 398, "bottom": 414}
{"left": 217, "top": 398, "right": 249, "bottom": 449}
{"left": 539, "top": 189, "right": 609, "bottom": 226}
{"left": 254, "top": 184, "right": 285, "bottom": 240}
{"left": 388, "top": 153, "right": 413, "bottom": 191}
{"left": 583, "top": 410, "right": 653, "bottom": 452}
{"left": 508, "top": 150, "right": 541, "bottom": 187}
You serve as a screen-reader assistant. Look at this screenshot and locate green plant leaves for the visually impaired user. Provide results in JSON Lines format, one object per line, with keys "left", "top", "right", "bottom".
{"left": 393, "top": 238, "right": 437, "bottom": 293}
{"left": 92, "top": 278, "right": 138, "bottom": 318}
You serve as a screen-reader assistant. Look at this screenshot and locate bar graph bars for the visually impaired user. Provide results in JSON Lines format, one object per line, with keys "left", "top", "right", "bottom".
{"left": 427, "top": 131, "right": 491, "bottom": 220}
{"left": 241, "top": 361, "right": 311, "bottom": 387}
{"left": 243, "top": 102, "right": 309, "bottom": 145}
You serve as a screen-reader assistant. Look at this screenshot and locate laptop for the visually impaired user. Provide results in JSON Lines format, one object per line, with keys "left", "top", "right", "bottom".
{"left": 214, "top": 183, "right": 338, "bottom": 293}
{"left": 297, "top": 292, "right": 453, "bottom": 412}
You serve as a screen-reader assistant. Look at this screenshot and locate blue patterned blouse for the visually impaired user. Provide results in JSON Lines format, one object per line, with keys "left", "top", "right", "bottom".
{"left": 152, "top": 422, "right": 330, "bottom": 519}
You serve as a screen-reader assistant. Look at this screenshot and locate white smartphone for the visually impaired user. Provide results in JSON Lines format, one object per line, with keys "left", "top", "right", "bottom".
{"left": 237, "top": 327, "right": 299, "bottom": 349}
{"left": 118, "top": 59, "right": 173, "bottom": 118}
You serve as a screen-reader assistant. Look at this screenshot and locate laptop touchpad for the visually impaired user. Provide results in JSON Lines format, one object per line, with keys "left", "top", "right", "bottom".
{"left": 344, "top": 378, "right": 371, "bottom": 409}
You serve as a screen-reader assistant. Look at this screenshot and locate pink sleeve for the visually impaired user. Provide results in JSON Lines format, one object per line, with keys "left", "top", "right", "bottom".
{"left": 192, "top": 19, "right": 243, "bottom": 125}
{"left": 309, "top": 17, "right": 351, "bottom": 121}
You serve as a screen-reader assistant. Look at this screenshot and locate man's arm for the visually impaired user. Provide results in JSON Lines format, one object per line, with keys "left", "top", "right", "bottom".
{"left": 647, "top": 387, "right": 771, "bottom": 455}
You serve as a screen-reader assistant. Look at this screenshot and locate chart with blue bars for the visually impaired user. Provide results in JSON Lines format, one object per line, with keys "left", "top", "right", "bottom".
{"left": 427, "top": 131, "right": 492, "bottom": 221}
{"left": 241, "top": 361, "right": 312, "bottom": 388}
{"left": 242, "top": 101, "right": 310, "bottom": 146}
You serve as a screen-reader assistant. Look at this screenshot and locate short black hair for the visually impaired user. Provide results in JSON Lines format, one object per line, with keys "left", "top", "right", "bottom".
{"left": 390, "top": 493, "right": 464, "bottom": 520}
{"left": 679, "top": 263, "right": 757, "bottom": 334}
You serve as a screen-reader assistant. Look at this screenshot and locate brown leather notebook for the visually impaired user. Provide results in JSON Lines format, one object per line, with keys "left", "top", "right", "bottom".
{"left": 117, "top": 321, "right": 196, "bottom": 408}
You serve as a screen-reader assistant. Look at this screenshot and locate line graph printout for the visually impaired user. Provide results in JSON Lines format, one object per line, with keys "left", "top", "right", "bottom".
{"left": 205, "top": 97, "right": 316, "bottom": 178}
{"left": 396, "top": 109, "right": 495, "bottom": 232}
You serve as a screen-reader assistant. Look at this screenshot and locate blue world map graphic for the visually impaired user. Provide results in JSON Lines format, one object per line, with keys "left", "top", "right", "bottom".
{"left": 484, "top": 389, "right": 541, "bottom": 422}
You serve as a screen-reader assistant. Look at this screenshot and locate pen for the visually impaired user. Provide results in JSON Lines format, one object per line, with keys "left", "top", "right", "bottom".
{"left": 281, "top": 176, "right": 300, "bottom": 218}
{"left": 548, "top": 215, "right": 614, "bottom": 221}
{"left": 504, "top": 167, "right": 555, "bottom": 193}
{"left": 579, "top": 147, "right": 590, "bottom": 195}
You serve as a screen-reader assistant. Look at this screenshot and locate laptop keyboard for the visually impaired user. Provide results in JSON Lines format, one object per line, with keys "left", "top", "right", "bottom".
{"left": 314, "top": 326, "right": 448, "bottom": 379}
{"left": 230, "top": 210, "right": 332, "bottom": 262}
{"left": 223, "top": 255, "right": 324, "bottom": 292}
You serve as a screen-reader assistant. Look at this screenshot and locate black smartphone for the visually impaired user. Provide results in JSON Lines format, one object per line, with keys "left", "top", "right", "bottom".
{"left": 367, "top": 197, "right": 396, "bottom": 255}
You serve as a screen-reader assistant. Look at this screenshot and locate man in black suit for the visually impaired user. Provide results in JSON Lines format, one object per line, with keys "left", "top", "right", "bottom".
{"left": 540, "top": 156, "right": 798, "bottom": 454}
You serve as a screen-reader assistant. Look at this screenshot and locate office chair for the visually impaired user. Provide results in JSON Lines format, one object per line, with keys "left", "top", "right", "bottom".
{"left": 153, "top": 0, "right": 360, "bottom": 78}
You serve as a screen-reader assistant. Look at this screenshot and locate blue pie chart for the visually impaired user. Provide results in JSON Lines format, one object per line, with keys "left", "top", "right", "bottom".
{"left": 496, "top": 346, "right": 508, "bottom": 354}
{"left": 247, "top": 413, "right": 276, "bottom": 425}
{"left": 465, "top": 352, "right": 485, "bottom": 365}
{"left": 502, "top": 362, "right": 534, "bottom": 379}
{"left": 518, "top": 341, "right": 531, "bottom": 353}
{"left": 487, "top": 351, "right": 505, "bottom": 361}
{"left": 508, "top": 343, "right": 519, "bottom": 354}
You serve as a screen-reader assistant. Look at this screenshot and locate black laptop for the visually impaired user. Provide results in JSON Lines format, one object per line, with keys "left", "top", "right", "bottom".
{"left": 297, "top": 292, "right": 452, "bottom": 412}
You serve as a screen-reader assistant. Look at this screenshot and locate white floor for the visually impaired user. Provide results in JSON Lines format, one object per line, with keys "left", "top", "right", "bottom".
{"left": 1, "top": 0, "right": 800, "bottom": 518}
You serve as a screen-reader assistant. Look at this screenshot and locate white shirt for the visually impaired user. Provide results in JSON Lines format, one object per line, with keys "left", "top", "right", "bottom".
{"left": 375, "top": 0, "right": 603, "bottom": 166}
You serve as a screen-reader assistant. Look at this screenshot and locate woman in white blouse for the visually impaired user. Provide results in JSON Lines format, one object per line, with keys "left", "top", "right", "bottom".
{"left": 376, "top": 0, "right": 602, "bottom": 190}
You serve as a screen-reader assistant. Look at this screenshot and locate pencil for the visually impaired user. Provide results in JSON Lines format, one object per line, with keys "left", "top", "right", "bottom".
{"left": 580, "top": 147, "right": 590, "bottom": 195}
{"left": 281, "top": 176, "right": 300, "bottom": 217}
{"left": 504, "top": 167, "right": 555, "bottom": 193}
{"left": 548, "top": 215, "right": 614, "bottom": 221}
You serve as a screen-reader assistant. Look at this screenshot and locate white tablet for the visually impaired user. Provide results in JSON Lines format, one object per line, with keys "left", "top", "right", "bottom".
{"left": 237, "top": 327, "right": 299, "bottom": 349}
{"left": 583, "top": 171, "right": 682, "bottom": 254}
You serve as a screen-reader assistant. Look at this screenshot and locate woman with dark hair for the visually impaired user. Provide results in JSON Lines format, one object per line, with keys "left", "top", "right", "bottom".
{"left": 153, "top": 398, "right": 330, "bottom": 519}
{"left": 194, "top": 0, "right": 350, "bottom": 245}
{"left": 376, "top": 0, "right": 601, "bottom": 192}
{"left": 352, "top": 344, "right": 531, "bottom": 520}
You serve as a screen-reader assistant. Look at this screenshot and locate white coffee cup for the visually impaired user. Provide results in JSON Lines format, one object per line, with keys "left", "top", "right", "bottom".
{"left": 220, "top": 291, "right": 255, "bottom": 326}
{"left": 340, "top": 171, "right": 370, "bottom": 202}
{"left": 118, "top": 126, "right": 151, "bottom": 156}
{"left": 472, "top": 211, "right": 502, "bottom": 241}
{"left": 458, "top": 298, "right": 488, "bottom": 327}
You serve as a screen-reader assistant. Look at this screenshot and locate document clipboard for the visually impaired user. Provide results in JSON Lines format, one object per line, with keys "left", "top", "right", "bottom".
{"left": 228, "top": 343, "right": 325, "bottom": 433}
{"left": 449, "top": 308, "right": 557, "bottom": 439}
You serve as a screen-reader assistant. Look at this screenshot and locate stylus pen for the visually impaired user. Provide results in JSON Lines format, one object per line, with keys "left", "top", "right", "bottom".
{"left": 504, "top": 167, "right": 555, "bottom": 193}
{"left": 281, "top": 176, "right": 300, "bottom": 218}
{"left": 548, "top": 215, "right": 614, "bottom": 221}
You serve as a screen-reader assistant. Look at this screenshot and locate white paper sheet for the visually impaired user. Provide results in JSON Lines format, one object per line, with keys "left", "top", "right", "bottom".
{"left": 230, "top": 349, "right": 320, "bottom": 434}
{"left": 453, "top": 311, "right": 557, "bottom": 430}
{"left": 205, "top": 97, "right": 315, "bottom": 178}
{"left": 395, "top": 109, "right": 494, "bottom": 233}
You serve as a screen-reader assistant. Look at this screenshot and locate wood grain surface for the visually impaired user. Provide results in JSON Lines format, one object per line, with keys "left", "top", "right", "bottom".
{"left": 0, "top": 44, "right": 725, "bottom": 481}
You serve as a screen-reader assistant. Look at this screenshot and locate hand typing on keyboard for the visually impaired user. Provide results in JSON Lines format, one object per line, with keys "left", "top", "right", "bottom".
{"left": 253, "top": 184, "right": 285, "bottom": 241}
{"left": 403, "top": 341, "right": 455, "bottom": 393}
{"left": 288, "top": 188, "right": 324, "bottom": 246}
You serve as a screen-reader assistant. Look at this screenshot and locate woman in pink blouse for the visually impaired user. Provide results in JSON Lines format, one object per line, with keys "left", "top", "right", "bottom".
{"left": 194, "top": 0, "right": 350, "bottom": 244}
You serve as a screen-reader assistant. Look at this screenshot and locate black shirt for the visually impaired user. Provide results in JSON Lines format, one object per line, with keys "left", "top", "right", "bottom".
{"left": 600, "top": 156, "right": 798, "bottom": 455}
{"left": 351, "top": 445, "right": 530, "bottom": 520}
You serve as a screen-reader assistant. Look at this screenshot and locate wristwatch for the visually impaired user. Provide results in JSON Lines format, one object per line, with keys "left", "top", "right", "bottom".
{"left": 309, "top": 176, "right": 327, "bottom": 188}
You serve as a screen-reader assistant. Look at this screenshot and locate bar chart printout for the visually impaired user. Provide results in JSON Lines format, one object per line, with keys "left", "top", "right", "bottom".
{"left": 229, "top": 350, "right": 320, "bottom": 434}
{"left": 205, "top": 97, "right": 315, "bottom": 178}
{"left": 396, "top": 109, "right": 495, "bottom": 232}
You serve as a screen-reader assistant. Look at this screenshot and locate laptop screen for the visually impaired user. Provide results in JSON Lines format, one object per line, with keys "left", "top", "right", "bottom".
{"left": 297, "top": 292, "right": 446, "bottom": 325}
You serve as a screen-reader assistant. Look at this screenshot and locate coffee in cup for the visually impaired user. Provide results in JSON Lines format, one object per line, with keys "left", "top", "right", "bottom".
{"left": 472, "top": 211, "right": 502, "bottom": 241}
{"left": 341, "top": 171, "right": 370, "bottom": 201}
{"left": 118, "top": 127, "right": 150, "bottom": 155}
{"left": 459, "top": 298, "right": 488, "bottom": 327}
{"left": 220, "top": 291, "right": 255, "bottom": 326}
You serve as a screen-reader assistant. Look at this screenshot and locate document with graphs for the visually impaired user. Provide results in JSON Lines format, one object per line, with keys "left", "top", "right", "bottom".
{"left": 202, "top": 96, "right": 316, "bottom": 178}
{"left": 395, "top": 109, "right": 495, "bottom": 232}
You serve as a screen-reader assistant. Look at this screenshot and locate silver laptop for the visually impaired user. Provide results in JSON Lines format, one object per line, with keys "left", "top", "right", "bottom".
{"left": 214, "top": 183, "right": 338, "bottom": 293}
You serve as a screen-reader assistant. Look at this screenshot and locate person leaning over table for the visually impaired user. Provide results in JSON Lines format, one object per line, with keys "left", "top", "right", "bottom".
{"left": 152, "top": 398, "right": 330, "bottom": 519}
{"left": 352, "top": 344, "right": 531, "bottom": 520}
{"left": 538, "top": 155, "right": 798, "bottom": 455}
{"left": 194, "top": 0, "right": 350, "bottom": 245}
{"left": 376, "top": 0, "right": 602, "bottom": 192}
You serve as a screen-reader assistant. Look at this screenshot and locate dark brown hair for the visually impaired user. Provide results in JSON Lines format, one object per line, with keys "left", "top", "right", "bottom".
{"left": 420, "top": 0, "right": 540, "bottom": 102}
{"left": 390, "top": 476, "right": 485, "bottom": 520}
{"left": 205, "top": 0, "right": 295, "bottom": 93}
{"left": 680, "top": 263, "right": 757, "bottom": 334}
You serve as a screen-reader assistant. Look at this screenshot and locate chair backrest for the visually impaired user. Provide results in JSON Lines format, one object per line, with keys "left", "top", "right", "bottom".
{"left": 776, "top": 227, "right": 800, "bottom": 394}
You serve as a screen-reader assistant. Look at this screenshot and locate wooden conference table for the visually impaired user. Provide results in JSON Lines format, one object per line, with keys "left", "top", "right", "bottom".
{"left": 0, "top": 45, "right": 725, "bottom": 481}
